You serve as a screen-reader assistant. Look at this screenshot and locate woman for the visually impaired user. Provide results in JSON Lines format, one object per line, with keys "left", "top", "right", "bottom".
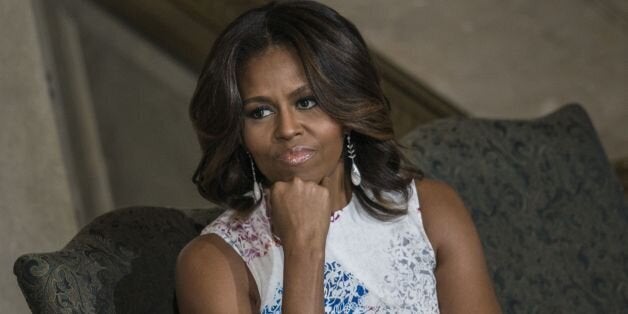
{"left": 176, "top": 1, "right": 500, "bottom": 313}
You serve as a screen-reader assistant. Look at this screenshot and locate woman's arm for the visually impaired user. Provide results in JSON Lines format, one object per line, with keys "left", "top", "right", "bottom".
{"left": 417, "top": 179, "right": 501, "bottom": 314}
{"left": 268, "top": 176, "right": 332, "bottom": 313}
{"left": 176, "top": 234, "right": 257, "bottom": 314}
{"left": 176, "top": 176, "right": 331, "bottom": 313}
{"left": 175, "top": 228, "right": 326, "bottom": 314}
{"left": 281, "top": 237, "right": 326, "bottom": 313}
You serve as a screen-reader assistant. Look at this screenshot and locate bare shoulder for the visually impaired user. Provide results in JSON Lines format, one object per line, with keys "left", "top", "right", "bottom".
{"left": 415, "top": 178, "right": 465, "bottom": 211}
{"left": 415, "top": 178, "right": 470, "bottom": 252}
{"left": 176, "top": 234, "right": 257, "bottom": 313}
{"left": 415, "top": 178, "right": 502, "bottom": 313}
{"left": 177, "top": 234, "right": 241, "bottom": 276}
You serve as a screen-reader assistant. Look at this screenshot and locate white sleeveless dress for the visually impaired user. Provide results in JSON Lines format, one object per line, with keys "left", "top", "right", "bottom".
{"left": 201, "top": 181, "right": 440, "bottom": 313}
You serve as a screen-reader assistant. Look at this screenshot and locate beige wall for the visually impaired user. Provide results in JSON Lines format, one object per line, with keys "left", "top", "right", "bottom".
{"left": 1, "top": 0, "right": 207, "bottom": 311}
{"left": 322, "top": 0, "right": 628, "bottom": 160}
{"left": 0, "top": 0, "right": 79, "bottom": 312}
{"left": 62, "top": 0, "right": 207, "bottom": 212}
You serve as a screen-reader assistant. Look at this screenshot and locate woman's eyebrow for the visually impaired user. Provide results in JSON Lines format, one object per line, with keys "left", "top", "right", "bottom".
{"left": 242, "top": 96, "right": 271, "bottom": 106}
{"left": 288, "top": 85, "right": 312, "bottom": 98}
{"left": 242, "top": 85, "right": 312, "bottom": 106}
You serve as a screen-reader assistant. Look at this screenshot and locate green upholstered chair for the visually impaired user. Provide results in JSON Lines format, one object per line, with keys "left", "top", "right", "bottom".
{"left": 402, "top": 103, "right": 628, "bottom": 312}
{"left": 13, "top": 207, "right": 222, "bottom": 313}
{"left": 14, "top": 104, "right": 627, "bottom": 313}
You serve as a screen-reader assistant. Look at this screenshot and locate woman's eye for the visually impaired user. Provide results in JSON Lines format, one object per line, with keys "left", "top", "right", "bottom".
{"left": 247, "top": 106, "right": 274, "bottom": 119}
{"left": 296, "top": 96, "right": 318, "bottom": 110}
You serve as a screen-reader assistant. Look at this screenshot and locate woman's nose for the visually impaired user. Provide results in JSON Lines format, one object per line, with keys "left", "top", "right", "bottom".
{"left": 275, "top": 109, "right": 303, "bottom": 140}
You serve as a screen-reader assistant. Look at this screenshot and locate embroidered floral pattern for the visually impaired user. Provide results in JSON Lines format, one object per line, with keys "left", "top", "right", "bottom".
{"left": 261, "top": 285, "right": 282, "bottom": 314}
{"left": 382, "top": 230, "right": 439, "bottom": 313}
{"left": 324, "top": 261, "right": 371, "bottom": 313}
{"left": 203, "top": 181, "right": 439, "bottom": 313}
{"left": 202, "top": 210, "right": 278, "bottom": 263}
{"left": 259, "top": 261, "right": 373, "bottom": 313}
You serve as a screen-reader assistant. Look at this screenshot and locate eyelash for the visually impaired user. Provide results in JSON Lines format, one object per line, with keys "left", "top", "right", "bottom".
{"left": 247, "top": 105, "right": 273, "bottom": 119}
{"left": 296, "top": 96, "right": 318, "bottom": 109}
{"left": 246, "top": 96, "right": 318, "bottom": 119}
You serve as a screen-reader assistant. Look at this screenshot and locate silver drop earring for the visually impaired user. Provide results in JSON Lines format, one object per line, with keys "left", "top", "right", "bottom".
{"left": 248, "top": 153, "right": 262, "bottom": 202}
{"left": 346, "top": 133, "right": 362, "bottom": 186}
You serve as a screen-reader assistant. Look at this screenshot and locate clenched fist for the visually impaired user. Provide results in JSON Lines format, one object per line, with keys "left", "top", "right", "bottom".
{"left": 265, "top": 176, "right": 333, "bottom": 251}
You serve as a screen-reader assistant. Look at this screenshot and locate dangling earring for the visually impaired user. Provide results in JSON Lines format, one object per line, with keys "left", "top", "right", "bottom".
{"left": 248, "top": 153, "right": 262, "bottom": 202}
{"left": 346, "top": 132, "right": 361, "bottom": 186}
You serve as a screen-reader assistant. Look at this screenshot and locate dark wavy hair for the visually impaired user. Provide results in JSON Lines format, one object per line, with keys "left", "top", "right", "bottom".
{"left": 190, "top": 0, "right": 421, "bottom": 220}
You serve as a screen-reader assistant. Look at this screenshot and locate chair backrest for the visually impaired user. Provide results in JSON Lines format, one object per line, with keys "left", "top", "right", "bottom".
{"left": 14, "top": 206, "right": 223, "bottom": 313}
{"left": 402, "top": 104, "right": 628, "bottom": 312}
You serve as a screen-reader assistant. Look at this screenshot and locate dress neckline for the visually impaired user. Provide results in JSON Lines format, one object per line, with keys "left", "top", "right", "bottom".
{"left": 331, "top": 192, "right": 356, "bottom": 223}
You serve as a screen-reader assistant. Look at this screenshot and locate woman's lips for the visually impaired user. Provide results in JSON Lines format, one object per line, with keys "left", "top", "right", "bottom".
{"left": 276, "top": 146, "right": 315, "bottom": 166}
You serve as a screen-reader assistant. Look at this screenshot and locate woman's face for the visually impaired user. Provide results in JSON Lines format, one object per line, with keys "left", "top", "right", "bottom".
{"left": 240, "top": 46, "right": 345, "bottom": 184}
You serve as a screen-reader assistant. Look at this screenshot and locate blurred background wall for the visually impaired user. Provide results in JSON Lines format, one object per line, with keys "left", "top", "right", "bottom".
{"left": 2, "top": 0, "right": 626, "bottom": 311}
{"left": 324, "top": 0, "right": 628, "bottom": 160}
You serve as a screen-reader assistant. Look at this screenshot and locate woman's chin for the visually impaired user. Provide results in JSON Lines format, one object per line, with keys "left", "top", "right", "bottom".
{"left": 266, "top": 162, "right": 343, "bottom": 185}
{"left": 270, "top": 172, "right": 321, "bottom": 184}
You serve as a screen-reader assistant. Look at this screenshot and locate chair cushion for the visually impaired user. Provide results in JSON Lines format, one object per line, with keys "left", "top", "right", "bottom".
{"left": 14, "top": 206, "right": 222, "bottom": 313}
{"left": 402, "top": 103, "right": 628, "bottom": 312}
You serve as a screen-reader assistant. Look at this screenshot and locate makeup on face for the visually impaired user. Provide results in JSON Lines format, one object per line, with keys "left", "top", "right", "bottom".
{"left": 240, "top": 46, "right": 345, "bottom": 184}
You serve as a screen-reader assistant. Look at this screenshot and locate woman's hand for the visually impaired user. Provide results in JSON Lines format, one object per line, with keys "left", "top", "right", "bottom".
{"left": 266, "top": 176, "right": 332, "bottom": 251}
